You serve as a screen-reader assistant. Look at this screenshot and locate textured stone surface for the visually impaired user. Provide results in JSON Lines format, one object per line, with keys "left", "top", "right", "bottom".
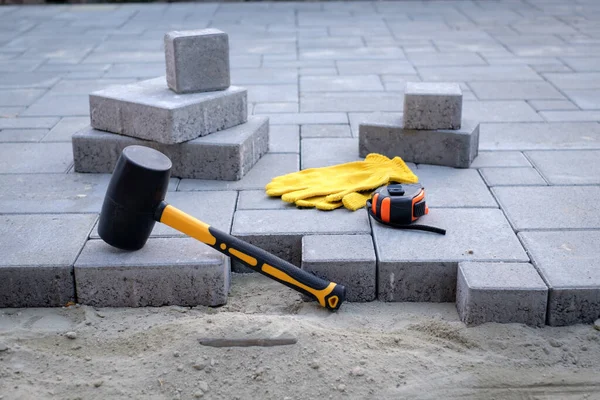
{"left": 89, "top": 77, "right": 247, "bottom": 144}
{"left": 165, "top": 29, "right": 230, "bottom": 94}
{"left": 301, "top": 138, "right": 360, "bottom": 169}
{"left": 0, "top": 143, "right": 73, "bottom": 173}
{"left": 469, "top": 151, "right": 531, "bottom": 168}
{"left": 519, "top": 231, "right": 600, "bottom": 326}
{"left": 73, "top": 116, "right": 269, "bottom": 180}
{"left": 373, "top": 208, "right": 529, "bottom": 302}
{"left": 526, "top": 150, "right": 600, "bottom": 185}
{"left": 480, "top": 167, "right": 547, "bottom": 186}
{"left": 231, "top": 208, "right": 370, "bottom": 271}
{"left": 75, "top": 238, "right": 230, "bottom": 307}
{"left": 403, "top": 82, "right": 462, "bottom": 130}
{"left": 456, "top": 262, "right": 548, "bottom": 326}
{"left": 302, "top": 235, "right": 376, "bottom": 302}
{"left": 359, "top": 113, "right": 479, "bottom": 168}
{"left": 0, "top": 214, "right": 97, "bottom": 307}
{"left": 237, "top": 190, "right": 296, "bottom": 210}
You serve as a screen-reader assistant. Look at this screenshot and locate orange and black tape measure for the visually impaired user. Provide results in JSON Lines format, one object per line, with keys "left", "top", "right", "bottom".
{"left": 366, "top": 184, "right": 446, "bottom": 235}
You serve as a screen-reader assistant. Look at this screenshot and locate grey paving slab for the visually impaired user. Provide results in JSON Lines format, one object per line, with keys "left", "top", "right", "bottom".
{"left": 178, "top": 153, "right": 299, "bottom": 191}
{"left": 403, "top": 82, "right": 462, "bottom": 130}
{"left": 527, "top": 100, "right": 579, "bottom": 111}
{"left": 414, "top": 166, "right": 498, "bottom": 208}
{"left": 47, "top": 79, "right": 134, "bottom": 96}
{"left": 301, "top": 138, "right": 360, "bottom": 169}
{"left": 480, "top": 167, "right": 547, "bottom": 186}
{"left": 300, "top": 47, "right": 405, "bottom": 60}
{"left": 237, "top": 190, "right": 296, "bottom": 210}
{"left": 73, "top": 116, "right": 268, "bottom": 181}
{"left": 269, "top": 125, "right": 299, "bottom": 153}
{"left": 232, "top": 69, "right": 298, "bottom": 85}
{"left": 104, "top": 62, "right": 165, "bottom": 78}
{"left": 519, "top": 231, "right": 600, "bottom": 326}
{"left": 301, "top": 92, "right": 403, "bottom": 112}
{"left": 299, "top": 67, "right": 338, "bottom": 76}
{"left": 0, "top": 117, "right": 58, "bottom": 130}
{"left": 0, "top": 142, "right": 72, "bottom": 173}
{"left": 301, "top": 124, "right": 352, "bottom": 138}
{"left": 561, "top": 57, "right": 600, "bottom": 72}
{"left": 253, "top": 103, "right": 298, "bottom": 114}
{"left": 418, "top": 66, "right": 542, "bottom": 82}
{"left": 493, "top": 186, "right": 600, "bottom": 230}
{"left": 462, "top": 101, "right": 542, "bottom": 122}
{"left": 301, "top": 75, "right": 384, "bottom": 92}
{"left": 0, "top": 214, "right": 97, "bottom": 307}
{"left": 0, "top": 89, "right": 45, "bottom": 106}
{"left": 544, "top": 72, "right": 600, "bottom": 90}
{"left": 526, "top": 150, "right": 600, "bottom": 184}
{"left": 468, "top": 82, "right": 565, "bottom": 100}
{"left": 74, "top": 238, "right": 230, "bottom": 307}
{"left": 165, "top": 29, "right": 230, "bottom": 94}
{"left": 374, "top": 208, "right": 529, "bottom": 302}
{"left": 302, "top": 234, "right": 376, "bottom": 302}
{"left": 0, "top": 129, "right": 47, "bottom": 142}
{"left": 0, "top": 72, "right": 60, "bottom": 89}
{"left": 336, "top": 60, "right": 415, "bottom": 75}
{"left": 42, "top": 117, "right": 90, "bottom": 142}
{"left": 90, "top": 78, "right": 247, "bottom": 144}
{"left": 266, "top": 112, "right": 348, "bottom": 125}
{"left": 359, "top": 113, "right": 479, "bottom": 168}
{"left": 407, "top": 52, "right": 486, "bottom": 66}
{"left": 0, "top": 107, "right": 24, "bottom": 117}
{"left": 456, "top": 262, "right": 548, "bottom": 326}
{"left": 540, "top": 110, "right": 600, "bottom": 122}
{"left": 563, "top": 89, "right": 600, "bottom": 110}
{"left": 469, "top": 151, "right": 531, "bottom": 168}
{"left": 231, "top": 208, "right": 370, "bottom": 270}
{"left": 22, "top": 94, "right": 90, "bottom": 117}
{"left": 479, "top": 122, "right": 600, "bottom": 150}
{"left": 245, "top": 84, "right": 298, "bottom": 103}
{"left": 82, "top": 51, "right": 165, "bottom": 64}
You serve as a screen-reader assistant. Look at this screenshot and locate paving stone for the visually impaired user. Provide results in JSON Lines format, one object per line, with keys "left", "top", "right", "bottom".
{"left": 0, "top": 106, "right": 23, "bottom": 117}
{"left": 526, "top": 150, "right": 600, "bottom": 184}
{"left": 73, "top": 116, "right": 268, "bottom": 180}
{"left": 83, "top": 51, "right": 165, "bottom": 64}
{"left": 0, "top": 129, "right": 47, "bottom": 142}
{"left": 233, "top": 69, "right": 298, "bottom": 85}
{"left": 0, "top": 117, "right": 59, "bottom": 130}
{"left": 563, "top": 90, "right": 600, "bottom": 110}
{"left": 301, "top": 75, "right": 384, "bottom": 92}
{"left": 0, "top": 89, "right": 45, "bottom": 106}
{"left": 0, "top": 72, "right": 60, "bottom": 89}
{"left": 456, "top": 262, "right": 548, "bottom": 326}
{"left": 104, "top": 62, "right": 165, "bottom": 78}
{"left": 403, "top": 82, "right": 462, "bottom": 130}
{"left": 469, "top": 151, "right": 531, "bottom": 168}
{"left": 269, "top": 125, "right": 299, "bottom": 153}
{"left": 407, "top": 52, "right": 486, "bottom": 66}
{"left": 231, "top": 208, "right": 370, "bottom": 271}
{"left": 418, "top": 65, "right": 542, "bottom": 82}
{"left": 301, "top": 124, "right": 352, "bottom": 138}
{"left": 41, "top": 117, "right": 90, "bottom": 142}
{"left": 480, "top": 167, "right": 547, "bottom": 186}
{"left": 519, "top": 231, "right": 600, "bottom": 326}
{"left": 336, "top": 60, "right": 415, "bottom": 75}
{"left": 90, "top": 78, "right": 247, "bottom": 144}
{"left": 165, "top": 29, "right": 230, "bottom": 94}
{"left": 0, "top": 142, "right": 72, "bottom": 173}
{"left": 479, "top": 122, "right": 600, "bottom": 150}
{"left": 462, "top": 101, "right": 542, "bottom": 122}
{"left": 48, "top": 79, "right": 134, "bottom": 96}
{"left": 268, "top": 112, "right": 348, "bottom": 125}
{"left": 253, "top": 102, "right": 298, "bottom": 113}
{"left": 469, "top": 81, "right": 565, "bottom": 100}
{"left": 298, "top": 67, "right": 338, "bottom": 76}
{"left": 543, "top": 72, "right": 600, "bottom": 90}
{"left": 178, "top": 153, "right": 299, "bottom": 191}
{"left": 237, "top": 190, "right": 296, "bottom": 210}
{"left": 302, "top": 234, "right": 376, "bottom": 302}
{"left": 74, "top": 238, "right": 230, "bottom": 307}
{"left": 245, "top": 84, "right": 298, "bottom": 103}
{"left": 493, "top": 186, "right": 600, "bottom": 230}
{"left": 414, "top": 166, "right": 497, "bottom": 208}
{"left": 527, "top": 100, "right": 579, "bottom": 111}
{"left": 540, "top": 110, "right": 600, "bottom": 122}
{"left": 359, "top": 113, "right": 479, "bottom": 168}
{"left": 301, "top": 92, "right": 403, "bottom": 112}
{"left": 373, "top": 208, "right": 529, "bottom": 302}
{"left": 300, "top": 47, "right": 405, "bottom": 60}
{"left": 0, "top": 214, "right": 97, "bottom": 307}
{"left": 22, "top": 94, "right": 90, "bottom": 117}
{"left": 561, "top": 57, "right": 600, "bottom": 72}
{"left": 301, "top": 138, "right": 360, "bottom": 169}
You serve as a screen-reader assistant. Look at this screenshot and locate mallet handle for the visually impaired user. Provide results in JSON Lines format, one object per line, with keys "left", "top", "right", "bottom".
{"left": 156, "top": 203, "right": 345, "bottom": 311}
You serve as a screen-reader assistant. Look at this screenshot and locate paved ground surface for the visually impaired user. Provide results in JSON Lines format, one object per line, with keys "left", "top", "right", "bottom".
{"left": 1, "top": 0, "right": 600, "bottom": 327}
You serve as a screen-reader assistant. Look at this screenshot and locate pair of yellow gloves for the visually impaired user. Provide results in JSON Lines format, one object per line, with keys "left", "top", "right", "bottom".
{"left": 265, "top": 154, "right": 418, "bottom": 211}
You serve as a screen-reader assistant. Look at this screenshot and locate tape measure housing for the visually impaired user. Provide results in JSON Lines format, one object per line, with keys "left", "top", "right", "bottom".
{"left": 370, "top": 184, "right": 429, "bottom": 225}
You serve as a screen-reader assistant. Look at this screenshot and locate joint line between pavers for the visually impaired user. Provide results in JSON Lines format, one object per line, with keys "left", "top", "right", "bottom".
{"left": 366, "top": 212, "right": 380, "bottom": 300}
{"left": 521, "top": 151, "right": 552, "bottom": 185}
{"left": 71, "top": 215, "right": 100, "bottom": 304}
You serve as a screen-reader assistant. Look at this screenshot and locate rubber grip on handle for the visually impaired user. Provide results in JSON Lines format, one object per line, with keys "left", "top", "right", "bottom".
{"left": 159, "top": 204, "right": 345, "bottom": 311}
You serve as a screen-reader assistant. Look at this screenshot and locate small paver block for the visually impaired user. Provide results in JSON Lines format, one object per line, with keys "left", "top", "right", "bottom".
{"left": 519, "top": 231, "right": 600, "bottom": 326}
{"left": 301, "top": 124, "right": 352, "bottom": 138}
{"left": 373, "top": 208, "right": 529, "bottom": 302}
{"left": 269, "top": 125, "right": 299, "bottom": 153}
{"left": 526, "top": 150, "right": 600, "bottom": 185}
{"left": 89, "top": 77, "right": 247, "bottom": 144}
{"left": 165, "top": 29, "right": 230, "bottom": 94}
{"left": 74, "top": 238, "right": 230, "bottom": 307}
{"left": 0, "top": 214, "right": 97, "bottom": 307}
{"left": 493, "top": 186, "right": 600, "bottom": 230}
{"left": 237, "top": 190, "right": 296, "bottom": 210}
{"left": 403, "top": 82, "right": 462, "bottom": 130}
{"left": 301, "top": 138, "right": 360, "bottom": 169}
{"left": 0, "top": 142, "right": 73, "bottom": 173}
{"left": 359, "top": 113, "right": 479, "bottom": 168}
{"left": 480, "top": 167, "right": 547, "bottom": 186}
{"left": 302, "top": 235, "right": 376, "bottom": 302}
{"left": 456, "top": 262, "right": 548, "bottom": 326}
{"left": 231, "top": 208, "right": 370, "bottom": 272}
{"left": 73, "top": 116, "right": 269, "bottom": 181}
{"left": 469, "top": 151, "right": 531, "bottom": 168}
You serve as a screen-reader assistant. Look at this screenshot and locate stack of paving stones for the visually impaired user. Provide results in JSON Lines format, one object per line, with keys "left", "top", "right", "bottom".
{"left": 358, "top": 82, "right": 479, "bottom": 168}
{"left": 72, "top": 29, "right": 269, "bottom": 181}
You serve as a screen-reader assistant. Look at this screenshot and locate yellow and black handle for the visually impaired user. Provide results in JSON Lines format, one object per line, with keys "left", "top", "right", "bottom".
{"left": 155, "top": 202, "right": 345, "bottom": 311}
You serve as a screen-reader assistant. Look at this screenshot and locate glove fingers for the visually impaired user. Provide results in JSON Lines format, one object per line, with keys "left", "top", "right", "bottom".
{"left": 295, "top": 196, "right": 343, "bottom": 211}
{"left": 341, "top": 192, "right": 371, "bottom": 211}
{"left": 325, "top": 173, "right": 389, "bottom": 202}
{"left": 265, "top": 183, "right": 309, "bottom": 197}
{"left": 281, "top": 187, "right": 333, "bottom": 203}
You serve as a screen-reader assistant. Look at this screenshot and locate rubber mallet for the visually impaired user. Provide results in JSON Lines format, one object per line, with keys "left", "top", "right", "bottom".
{"left": 97, "top": 145, "right": 346, "bottom": 311}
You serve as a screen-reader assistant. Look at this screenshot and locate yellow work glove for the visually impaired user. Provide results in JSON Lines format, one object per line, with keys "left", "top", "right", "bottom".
{"left": 265, "top": 154, "right": 418, "bottom": 211}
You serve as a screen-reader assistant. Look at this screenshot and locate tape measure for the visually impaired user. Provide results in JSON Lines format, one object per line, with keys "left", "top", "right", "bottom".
{"left": 366, "top": 184, "right": 446, "bottom": 235}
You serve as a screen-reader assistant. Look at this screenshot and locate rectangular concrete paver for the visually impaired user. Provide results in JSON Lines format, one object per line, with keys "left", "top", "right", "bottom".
{"left": 301, "top": 138, "right": 360, "bottom": 169}
{"left": 519, "top": 231, "right": 600, "bottom": 326}
{"left": 237, "top": 190, "right": 296, "bottom": 210}
{"left": 0, "top": 143, "right": 73, "bottom": 173}
{"left": 373, "top": 208, "right": 529, "bottom": 302}
{"left": 302, "top": 235, "right": 376, "bottom": 302}
{"left": 403, "top": 82, "right": 462, "bottom": 130}
{"left": 468, "top": 81, "right": 565, "bottom": 100}
{"left": 526, "top": 150, "right": 600, "bottom": 184}
{"left": 469, "top": 151, "right": 531, "bottom": 168}
{"left": 301, "top": 125, "right": 352, "bottom": 138}
{"left": 74, "top": 238, "right": 230, "bottom": 307}
{"left": 462, "top": 101, "right": 542, "bottom": 123}
{"left": 269, "top": 125, "right": 299, "bottom": 153}
{"left": 0, "top": 129, "right": 48, "bottom": 142}
{"left": 0, "top": 214, "right": 97, "bottom": 307}
{"left": 480, "top": 167, "right": 547, "bottom": 186}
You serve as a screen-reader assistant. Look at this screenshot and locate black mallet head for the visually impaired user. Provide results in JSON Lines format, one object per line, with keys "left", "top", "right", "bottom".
{"left": 98, "top": 145, "right": 172, "bottom": 251}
